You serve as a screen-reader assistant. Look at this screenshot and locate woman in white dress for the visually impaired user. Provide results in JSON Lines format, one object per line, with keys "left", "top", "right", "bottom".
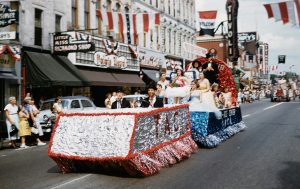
{"left": 165, "top": 68, "right": 190, "bottom": 104}
{"left": 198, "top": 73, "right": 217, "bottom": 107}
{"left": 4, "top": 96, "right": 19, "bottom": 148}
{"left": 190, "top": 74, "right": 221, "bottom": 118}
{"left": 222, "top": 87, "right": 232, "bottom": 108}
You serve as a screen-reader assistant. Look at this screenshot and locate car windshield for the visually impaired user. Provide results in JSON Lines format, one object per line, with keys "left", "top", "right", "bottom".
{"left": 40, "top": 100, "right": 69, "bottom": 111}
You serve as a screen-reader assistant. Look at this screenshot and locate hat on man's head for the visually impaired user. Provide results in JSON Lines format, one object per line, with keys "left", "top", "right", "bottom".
{"left": 206, "top": 53, "right": 213, "bottom": 59}
{"left": 147, "top": 83, "right": 157, "bottom": 91}
{"left": 116, "top": 87, "right": 124, "bottom": 93}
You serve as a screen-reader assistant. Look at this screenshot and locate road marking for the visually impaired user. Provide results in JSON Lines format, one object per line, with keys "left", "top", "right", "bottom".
{"left": 15, "top": 146, "right": 36, "bottom": 151}
{"left": 242, "top": 114, "right": 251, "bottom": 118}
{"left": 49, "top": 174, "right": 92, "bottom": 189}
{"left": 263, "top": 102, "right": 283, "bottom": 111}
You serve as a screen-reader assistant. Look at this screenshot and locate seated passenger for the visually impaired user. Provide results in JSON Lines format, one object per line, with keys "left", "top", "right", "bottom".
{"left": 141, "top": 85, "right": 164, "bottom": 108}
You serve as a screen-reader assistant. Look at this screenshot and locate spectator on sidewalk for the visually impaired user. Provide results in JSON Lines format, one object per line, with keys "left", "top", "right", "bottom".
{"left": 19, "top": 105, "right": 31, "bottom": 148}
{"left": 29, "top": 98, "right": 46, "bottom": 146}
{"left": 4, "top": 97, "right": 19, "bottom": 148}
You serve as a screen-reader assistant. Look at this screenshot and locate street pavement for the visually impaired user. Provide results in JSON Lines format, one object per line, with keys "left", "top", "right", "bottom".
{"left": 1, "top": 99, "right": 300, "bottom": 189}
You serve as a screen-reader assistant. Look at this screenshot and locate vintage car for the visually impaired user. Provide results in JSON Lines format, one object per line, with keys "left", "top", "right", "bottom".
{"left": 37, "top": 96, "right": 97, "bottom": 135}
{"left": 270, "top": 86, "right": 290, "bottom": 102}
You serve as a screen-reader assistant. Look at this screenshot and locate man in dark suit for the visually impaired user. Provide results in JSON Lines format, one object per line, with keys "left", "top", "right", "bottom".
{"left": 111, "top": 90, "right": 131, "bottom": 109}
{"left": 141, "top": 85, "right": 164, "bottom": 108}
{"left": 202, "top": 53, "right": 219, "bottom": 85}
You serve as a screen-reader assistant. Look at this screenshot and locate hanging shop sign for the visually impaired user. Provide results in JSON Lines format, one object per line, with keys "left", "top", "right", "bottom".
{"left": 278, "top": 55, "right": 286, "bottom": 64}
{"left": 226, "top": 0, "right": 239, "bottom": 62}
{"left": 0, "top": 4, "right": 18, "bottom": 27}
{"left": 0, "top": 31, "right": 16, "bottom": 40}
{"left": 138, "top": 47, "right": 164, "bottom": 69}
{"left": 53, "top": 32, "right": 95, "bottom": 54}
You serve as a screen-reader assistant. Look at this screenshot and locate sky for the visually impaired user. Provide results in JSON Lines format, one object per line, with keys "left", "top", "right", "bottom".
{"left": 196, "top": 0, "right": 300, "bottom": 74}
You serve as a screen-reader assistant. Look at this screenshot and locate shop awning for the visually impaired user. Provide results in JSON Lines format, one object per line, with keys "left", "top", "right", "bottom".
{"left": 24, "top": 51, "right": 87, "bottom": 87}
{"left": 78, "top": 69, "right": 120, "bottom": 86}
{"left": 0, "top": 72, "right": 21, "bottom": 80}
{"left": 112, "top": 73, "right": 145, "bottom": 87}
{"left": 142, "top": 69, "right": 160, "bottom": 82}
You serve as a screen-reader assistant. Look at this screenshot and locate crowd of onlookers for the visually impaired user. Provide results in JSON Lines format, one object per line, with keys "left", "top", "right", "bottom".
{"left": 237, "top": 88, "right": 265, "bottom": 104}
{"left": 2, "top": 93, "right": 47, "bottom": 149}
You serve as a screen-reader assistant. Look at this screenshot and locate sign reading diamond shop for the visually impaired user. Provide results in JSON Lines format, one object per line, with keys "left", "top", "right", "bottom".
{"left": 0, "top": 4, "right": 18, "bottom": 27}
{"left": 53, "top": 32, "right": 95, "bottom": 54}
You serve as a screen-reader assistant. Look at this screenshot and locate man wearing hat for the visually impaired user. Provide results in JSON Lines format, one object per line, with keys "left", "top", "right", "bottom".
{"left": 202, "top": 53, "right": 219, "bottom": 85}
{"left": 141, "top": 85, "right": 164, "bottom": 108}
{"left": 111, "top": 90, "right": 131, "bottom": 109}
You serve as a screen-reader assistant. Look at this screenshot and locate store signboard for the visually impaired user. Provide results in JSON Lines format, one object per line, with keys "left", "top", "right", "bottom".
{"left": 94, "top": 52, "right": 128, "bottom": 69}
{"left": 238, "top": 32, "right": 256, "bottom": 42}
{"left": 53, "top": 32, "right": 95, "bottom": 54}
{"left": 0, "top": 4, "right": 18, "bottom": 27}
{"left": 0, "top": 31, "right": 16, "bottom": 40}
{"left": 138, "top": 47, "right": 164, "bottom": 69}
{"left": 226, "top": 0, "right": 239, "bottom": 62}
{"left": 70, "top": 35, "right": 140, "bottom": 72}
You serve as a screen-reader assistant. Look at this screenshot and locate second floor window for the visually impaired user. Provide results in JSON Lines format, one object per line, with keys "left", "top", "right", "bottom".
{"left": 55, "top": 15, "right": 62, "bottom": 32}
{"left": 34, "top": 8, "right": 42, "bottom": 46}
{"left": 72, "top": 0, "right": 78, "bottom": 29}
{"left": 84, "top": 0, "right": 90, "bottom": 30}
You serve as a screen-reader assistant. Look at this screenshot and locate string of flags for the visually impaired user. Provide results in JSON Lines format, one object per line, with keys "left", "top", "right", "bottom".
{"left": 263, "top": 0, "right": 300, "bottom": 26}
{"left": 96, "top": 10, "right": 160, "bottom": 45}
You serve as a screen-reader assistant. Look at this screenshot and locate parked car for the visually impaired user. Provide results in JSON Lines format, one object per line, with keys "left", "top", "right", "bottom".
{"left": 122, "top": 94, "right": 147, "bottom": 108}
{"left": 37, "top": 96, "right": 97, "bottom": 135}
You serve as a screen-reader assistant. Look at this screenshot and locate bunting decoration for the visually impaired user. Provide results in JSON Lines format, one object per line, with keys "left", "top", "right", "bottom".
{"left": 296, "top": 0, "right": 300, "bottom": 24}
{"left": 198, "top": 11, "right": 218, "bottom": 36}
{"left": 271, "top": 65, "right": 278, "bottom": 71}
{"left": 0, "top": 45, "right": 21, "bottom": 61}
{"left": 97, "top": 10, "right": 160, "bottom": 45}
{"left": 264, "top": 0, "right": 300, "bottom": 26}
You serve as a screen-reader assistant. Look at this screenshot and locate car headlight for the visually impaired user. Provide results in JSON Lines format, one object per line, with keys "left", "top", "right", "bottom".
{"left": 43, "top": 115, "right": 49, "bottom": 121}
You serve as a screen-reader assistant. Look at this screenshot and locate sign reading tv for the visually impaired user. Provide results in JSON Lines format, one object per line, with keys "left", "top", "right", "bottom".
{"left": 53, "top": 32, "right": 95, "bottom": 54}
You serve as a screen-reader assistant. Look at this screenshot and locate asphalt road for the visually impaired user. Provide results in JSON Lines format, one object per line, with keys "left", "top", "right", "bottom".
{"left": 1, "top": 99, "right": 300, "bottom": 189}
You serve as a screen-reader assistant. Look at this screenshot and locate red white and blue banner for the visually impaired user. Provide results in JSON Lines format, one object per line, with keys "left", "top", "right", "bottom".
{"left": 264, "top": 0, "right": 300, "bottom": 26}
{"left": 198, "top": 10, "right": 218, "bottom": 36}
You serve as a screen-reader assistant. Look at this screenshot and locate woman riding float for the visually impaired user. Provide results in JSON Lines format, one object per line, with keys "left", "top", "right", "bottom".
{"left": 165, "top": 68, "right": 190, "bottom": 104}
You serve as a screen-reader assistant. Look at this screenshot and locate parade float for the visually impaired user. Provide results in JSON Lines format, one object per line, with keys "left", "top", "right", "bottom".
{"left": 188, "top": 57, "right": 246, "bottom": 148}
{"left": 48, "top": 104, "right": 198, "bottom": 177}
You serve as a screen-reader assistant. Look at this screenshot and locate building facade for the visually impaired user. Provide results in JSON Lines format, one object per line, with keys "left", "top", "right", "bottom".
{"left": 132, "top": 0, "right": 196, "bottom": 77}
{"left": 1, "top": 0, "right": 197, "bottom": 110}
